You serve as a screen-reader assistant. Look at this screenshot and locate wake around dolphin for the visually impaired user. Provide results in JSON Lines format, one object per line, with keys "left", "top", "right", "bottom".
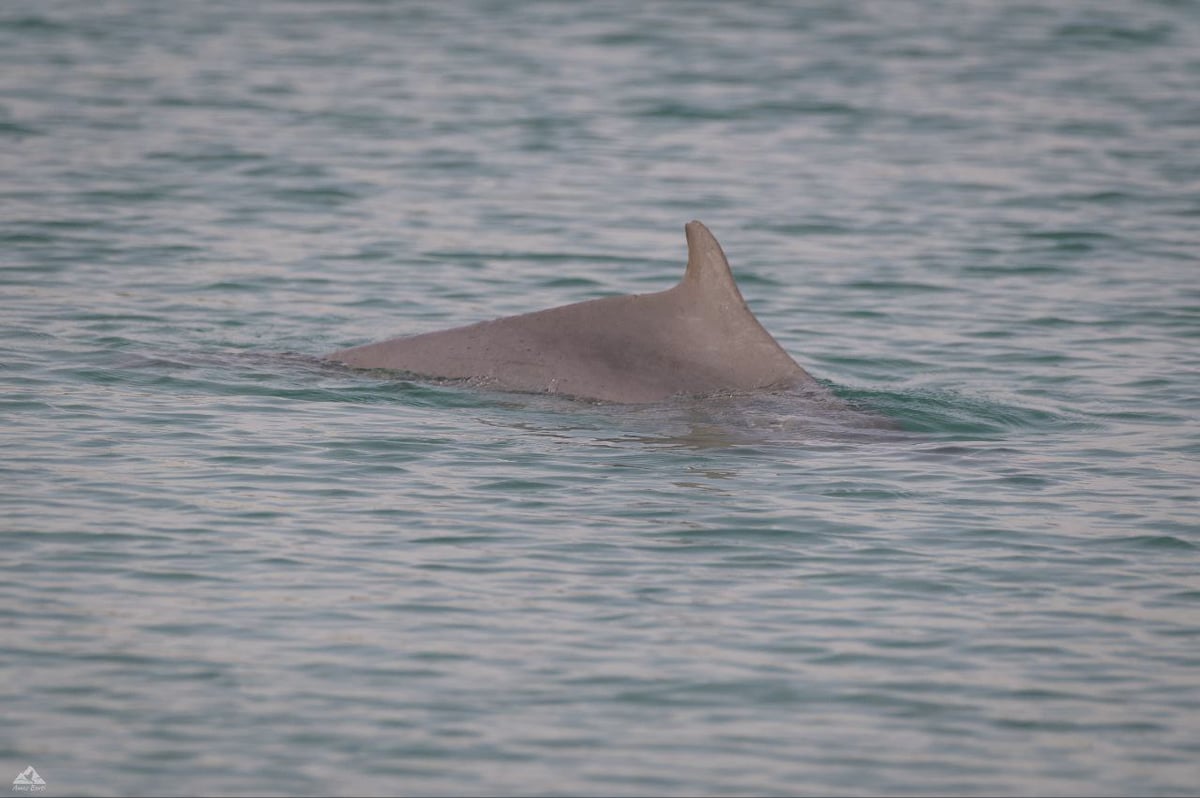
{"left": 326, "top": 221, "right": 833, "bottom": 404}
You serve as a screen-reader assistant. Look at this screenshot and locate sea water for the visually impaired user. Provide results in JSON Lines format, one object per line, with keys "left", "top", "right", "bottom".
{"left": 2, "top": 1, "right": 1198, "bottom": 795}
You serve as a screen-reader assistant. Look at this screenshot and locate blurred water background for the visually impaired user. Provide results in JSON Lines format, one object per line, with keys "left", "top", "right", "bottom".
{"left": 2, "top": 1, "right": 1198, "bottom": 795}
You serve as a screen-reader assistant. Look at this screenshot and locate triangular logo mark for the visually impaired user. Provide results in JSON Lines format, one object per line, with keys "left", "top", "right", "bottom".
{"left": 12, "top": 766, "right": 45, "bottom": 786}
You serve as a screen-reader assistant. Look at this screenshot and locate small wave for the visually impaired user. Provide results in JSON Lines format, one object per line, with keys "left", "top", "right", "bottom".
{"left": 846, "top": 386, "right": 1089, "bottom": 438}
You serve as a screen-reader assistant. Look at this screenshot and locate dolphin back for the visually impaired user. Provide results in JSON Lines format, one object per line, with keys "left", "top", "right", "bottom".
{"left": 327, "top": 221, "right": 819, "bottom": 403}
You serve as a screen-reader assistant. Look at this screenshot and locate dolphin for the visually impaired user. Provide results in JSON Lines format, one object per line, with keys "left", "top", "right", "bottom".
{"left": 325, "top": 221, "right": 832, "bottom": 404}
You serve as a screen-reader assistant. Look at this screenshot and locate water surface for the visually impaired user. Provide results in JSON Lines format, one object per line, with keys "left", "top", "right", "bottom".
{"left": 2, "top": 1, "right": 1198, "bottom": 795}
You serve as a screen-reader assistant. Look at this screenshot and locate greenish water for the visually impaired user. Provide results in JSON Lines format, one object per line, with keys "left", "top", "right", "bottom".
{"left": 2, "top": 1, "right": 1198, "bottom": 795}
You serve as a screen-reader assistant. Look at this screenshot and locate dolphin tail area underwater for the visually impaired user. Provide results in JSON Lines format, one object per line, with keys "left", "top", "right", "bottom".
{"left": 326, "top": 221, "right": 836, "bottom": 404}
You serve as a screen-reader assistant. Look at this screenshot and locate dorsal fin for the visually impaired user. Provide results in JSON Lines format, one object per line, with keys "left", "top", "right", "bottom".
{"left": 680, "top": 220, "right": 748, "bottom": 305}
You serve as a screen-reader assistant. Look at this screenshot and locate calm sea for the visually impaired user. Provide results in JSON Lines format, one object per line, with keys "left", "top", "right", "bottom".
{"left": 2, "top": 1, "right": 1198, "bottom": 795}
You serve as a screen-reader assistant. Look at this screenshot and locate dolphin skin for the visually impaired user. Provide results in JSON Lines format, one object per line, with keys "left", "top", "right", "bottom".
{"left": 326, "top": 221, "right": 830, "bottom": 403}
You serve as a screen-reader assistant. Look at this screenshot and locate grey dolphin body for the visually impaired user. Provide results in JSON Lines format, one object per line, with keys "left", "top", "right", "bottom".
{"left": 326, "top": 221, "right": 828, "bottom": 403}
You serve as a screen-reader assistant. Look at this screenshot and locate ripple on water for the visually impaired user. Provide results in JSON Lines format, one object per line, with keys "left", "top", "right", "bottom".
{"left": 2, "top": 0, "right": 1199, "bottom": 795}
